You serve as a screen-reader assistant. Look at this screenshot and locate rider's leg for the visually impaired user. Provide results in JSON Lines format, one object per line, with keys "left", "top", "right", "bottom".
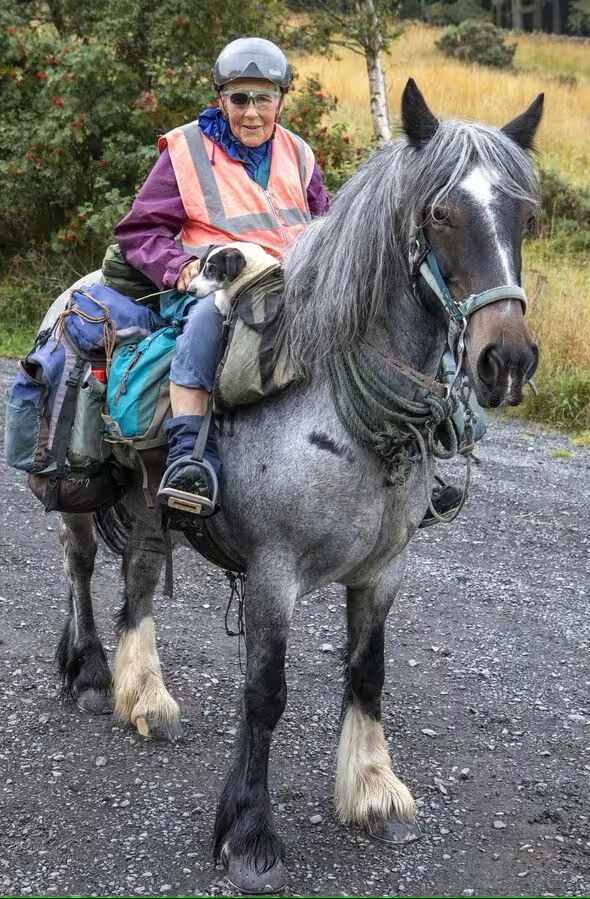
{"left": 158, "top": 293, "right": 224, "bottom": 507}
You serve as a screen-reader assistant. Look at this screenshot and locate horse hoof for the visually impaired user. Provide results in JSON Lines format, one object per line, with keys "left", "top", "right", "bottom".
{"left": 135, "top": 714, "right": 183, "bottom": 742}
{"left": 226, "top": 856, "right": 287, "bottom": 894}
{"left": 366, "top": 812, "right": 421, "bottom": 845}
{"left": 75, "top": 689, "right": 112, "bottom": 715}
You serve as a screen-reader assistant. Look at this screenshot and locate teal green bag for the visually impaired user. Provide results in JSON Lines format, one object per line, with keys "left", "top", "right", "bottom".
{"left": 103, "top": 325, "right": 179, "bottom": 448}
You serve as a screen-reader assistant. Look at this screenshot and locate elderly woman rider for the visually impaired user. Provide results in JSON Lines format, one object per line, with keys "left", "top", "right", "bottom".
{"left": 114, "top": 37, "right": 330, "bottom": 512}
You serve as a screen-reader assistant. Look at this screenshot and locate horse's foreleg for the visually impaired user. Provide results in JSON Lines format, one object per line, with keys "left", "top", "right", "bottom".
{"left": 335, "top": 568, "right": 420, "bottom": 844}
{"left": 113, "top": 520, "right": 181, "bottom": 741}
{"left": 58, "top": 512, "right": 112, "bottom": 713}
{"left": 214, "top": 563, "right": 293, "bottom": 894}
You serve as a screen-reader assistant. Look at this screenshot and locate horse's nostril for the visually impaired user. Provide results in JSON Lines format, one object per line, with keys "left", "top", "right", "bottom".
{"left": 477, "top": 343, "right": 505, "bottom": 389}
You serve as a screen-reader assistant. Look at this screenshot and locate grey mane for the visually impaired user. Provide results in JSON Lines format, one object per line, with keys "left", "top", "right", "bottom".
{"left": 283, "top": 118, "right": 540, "bottom": 367}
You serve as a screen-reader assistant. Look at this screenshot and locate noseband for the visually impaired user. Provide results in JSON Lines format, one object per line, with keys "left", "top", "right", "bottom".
{"left": 412, "top": 229, "right": 528, "bottom": 352}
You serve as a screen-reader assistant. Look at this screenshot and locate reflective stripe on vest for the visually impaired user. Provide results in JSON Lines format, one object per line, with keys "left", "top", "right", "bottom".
{"left": 160, "top": 122, "right": 314, "bottom": 258}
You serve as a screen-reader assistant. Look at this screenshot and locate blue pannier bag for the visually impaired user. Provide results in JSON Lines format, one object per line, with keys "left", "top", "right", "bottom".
{"left": 103, "top": 324, "right": 180, "bottom": 448}
{"left": 63, "top": 282, "right": 164, "bottom": 356}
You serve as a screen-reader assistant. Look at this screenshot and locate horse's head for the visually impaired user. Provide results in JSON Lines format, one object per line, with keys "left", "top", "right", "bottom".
{"left": 402, "top": 79, "right": 543, "bottom": 407}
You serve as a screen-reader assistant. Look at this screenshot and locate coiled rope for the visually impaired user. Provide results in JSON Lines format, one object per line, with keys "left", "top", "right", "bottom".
{"left": 327, "top": 344, "right": 472, "bottom": 522}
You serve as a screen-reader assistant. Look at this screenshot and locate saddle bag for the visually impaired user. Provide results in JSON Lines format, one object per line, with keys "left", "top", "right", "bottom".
{"left": 213, "top": 270, "right": 302, "bottom": 410}
{"left": 62, "top": 281, "right": 164, "bottom": 356}
{"left": 4, "top": 329, "right": 123, "bottom": 512}
{"left": 3, "top": 281, "right": 163, "bottom": 513}
{"left": 103, "top": 324, "right": 179, "bottom": 448}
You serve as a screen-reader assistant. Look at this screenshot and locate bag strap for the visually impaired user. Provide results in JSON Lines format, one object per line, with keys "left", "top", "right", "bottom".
{"left": 45, "top": 355, "right": 86, "bottom": 508}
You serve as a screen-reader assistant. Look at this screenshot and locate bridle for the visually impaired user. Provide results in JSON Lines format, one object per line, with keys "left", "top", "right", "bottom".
{"left": 411, "top": 228, "right": 528, "bottom": 362}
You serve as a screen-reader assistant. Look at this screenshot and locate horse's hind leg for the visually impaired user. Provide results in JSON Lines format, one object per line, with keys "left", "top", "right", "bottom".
{"left": 113, "top": 516, "right": 181, "bottom": 741}
{"left": 335, "top": 563, "right": 420, "bottom": 844}
{"left": 58, "top": 512, "right": 112, "bottom": 713}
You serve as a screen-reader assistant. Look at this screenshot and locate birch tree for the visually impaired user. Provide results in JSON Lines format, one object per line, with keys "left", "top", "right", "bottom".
{"left": 291, "top": 0, "right": 401, "bottom": 145}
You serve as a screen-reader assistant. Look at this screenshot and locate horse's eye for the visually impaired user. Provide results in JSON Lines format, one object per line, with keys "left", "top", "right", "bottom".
{"left": 430, "top": 207, "right": 453, "bottom": 228}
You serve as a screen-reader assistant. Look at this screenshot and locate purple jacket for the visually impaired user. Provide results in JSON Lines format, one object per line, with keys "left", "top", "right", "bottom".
{"left": 115, "top": 144, "right": 331, "bottom": 289}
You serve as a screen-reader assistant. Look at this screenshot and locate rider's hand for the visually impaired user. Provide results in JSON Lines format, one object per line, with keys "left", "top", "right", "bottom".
{"left": 176, "top": 259, "right": 201, "bottom": 292}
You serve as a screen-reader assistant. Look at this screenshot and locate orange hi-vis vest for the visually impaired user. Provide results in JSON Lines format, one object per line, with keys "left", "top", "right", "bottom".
{"left": 159, "top": 122, "right": 315, "bottom": 259}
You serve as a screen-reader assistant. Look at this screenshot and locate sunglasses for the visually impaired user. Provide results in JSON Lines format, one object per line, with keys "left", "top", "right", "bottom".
{"left": 221, "top": 89, "right": 281, "bottom": 110}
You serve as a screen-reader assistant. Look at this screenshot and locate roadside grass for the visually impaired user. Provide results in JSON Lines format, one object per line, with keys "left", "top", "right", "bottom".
{"left": 0, "top": 327, "right": 37, "bottom": 357}
{"left": 514, "top": 239, "right": 590, "bottom": 429}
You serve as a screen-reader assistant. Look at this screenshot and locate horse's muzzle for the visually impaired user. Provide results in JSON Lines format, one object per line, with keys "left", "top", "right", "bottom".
{"left": 475, "top": 340, "right": 539, "bottom": 407}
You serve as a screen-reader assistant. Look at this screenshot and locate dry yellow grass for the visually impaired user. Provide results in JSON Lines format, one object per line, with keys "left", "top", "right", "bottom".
{"left": 291, "top": 22, "right": 590, "bottom": 184}
{"left": 524, "top": 243, "right": 590, "bottom": 372}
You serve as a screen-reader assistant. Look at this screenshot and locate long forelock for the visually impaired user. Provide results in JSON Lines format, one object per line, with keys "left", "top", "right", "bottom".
{"left": 414, "top": 119, "right": 540, "bottom": 220}
{"left": 283, "top": 118, "right": 539, "bottom": 367}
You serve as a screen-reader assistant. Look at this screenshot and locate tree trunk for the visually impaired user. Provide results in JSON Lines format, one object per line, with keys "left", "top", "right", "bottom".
{"left": 552, "top": 0, "right": 562, "bottom": 32}
{"left": 495, "top": 0, "right": 503, "bottom": 27}
{"left": 362, "top": 0, "right": 392, "bottom": 145}
{"left": 511, "top": 0, "right": 523, "bottom": 29}
{"left": 532, "top": 0, "right": 543, "bottom": 30}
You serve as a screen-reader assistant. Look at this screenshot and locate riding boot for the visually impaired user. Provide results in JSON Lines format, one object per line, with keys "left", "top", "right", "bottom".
{"left": 419, "top": 481, "right": 463, "bottom": 528}
{"left": 157, "top": 414, "right": 221, "bottom": 515}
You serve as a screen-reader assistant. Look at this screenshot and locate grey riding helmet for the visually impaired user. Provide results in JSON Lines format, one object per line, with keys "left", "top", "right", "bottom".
{"left": 212, "top": 37, "right": 292, "bottom": 91}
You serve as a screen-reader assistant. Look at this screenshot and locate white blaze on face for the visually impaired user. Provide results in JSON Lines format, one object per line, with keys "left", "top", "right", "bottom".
{"left": 460, "top": 166, "right": 515, "bottom": 284}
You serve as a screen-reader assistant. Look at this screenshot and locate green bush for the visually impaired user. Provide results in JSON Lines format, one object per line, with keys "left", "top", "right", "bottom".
{"left": 532, "top": 169, "right": 590, "bottom": 255}
{"left": 0, "top": 0, "right": 290, "bottom": 269}
{"left": 435, "top": 19, "right": 517, "bottom": 68}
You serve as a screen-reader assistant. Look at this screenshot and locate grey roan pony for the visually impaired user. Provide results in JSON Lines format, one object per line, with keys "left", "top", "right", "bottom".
{"left": 54, "top": 81, "right": 543, "bottom": 893}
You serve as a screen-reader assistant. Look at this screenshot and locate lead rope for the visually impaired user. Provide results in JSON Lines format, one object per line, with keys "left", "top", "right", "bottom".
{"left": 406, "top": 420, "right": 473, "bottom": 524}
{"left": 225, "top": 571, "right": 246, "bottom": 673}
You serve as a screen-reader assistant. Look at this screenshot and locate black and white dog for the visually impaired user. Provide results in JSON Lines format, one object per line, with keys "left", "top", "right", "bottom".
{"left": 187, "top": 242, "right": 280, "bottom": 314}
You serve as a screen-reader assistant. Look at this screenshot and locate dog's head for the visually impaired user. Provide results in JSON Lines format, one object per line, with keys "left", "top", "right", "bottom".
{"left": 187, "top": 245, "right": 247, "bottom": 298}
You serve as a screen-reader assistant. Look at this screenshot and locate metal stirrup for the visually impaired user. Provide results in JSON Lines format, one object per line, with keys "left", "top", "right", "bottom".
{"left": 157, "top": 455, "right": 218, "bottom": 517}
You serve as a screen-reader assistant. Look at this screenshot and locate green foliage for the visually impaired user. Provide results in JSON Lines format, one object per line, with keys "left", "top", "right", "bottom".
{"left": 568, "top": 0, "right": 590, "bottom": 36}
{"left": 513, "top": 369, "right": 590, "bottom": 430}
{"left": 0, "top": 248, "right": 81, "bottom": 330}
{"left": 427, "top": 0, "right": 490, "bottom": 26}
{"left": 286, "top": 77, "right": 369, "bottom": 192}
{"left": 435, "top": 19, "right": 517, "bottom": 68}
{"left": 0, "top": 0, "right": 290, "bottom": 267}
{"left": 533, "top": 169, "right": 590, "bottom": 255}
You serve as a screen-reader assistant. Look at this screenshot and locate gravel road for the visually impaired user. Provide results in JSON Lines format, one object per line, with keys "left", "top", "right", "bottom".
{"left": 0, "top": 355, "right": 589, "bottom": 897}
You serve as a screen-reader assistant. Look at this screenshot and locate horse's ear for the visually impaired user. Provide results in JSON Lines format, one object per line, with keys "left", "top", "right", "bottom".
{"left": 501, "top": 93, "right": 544, "bottom": 150}
{"left": 401, "top": 78, "right": 439, "bottom": 147}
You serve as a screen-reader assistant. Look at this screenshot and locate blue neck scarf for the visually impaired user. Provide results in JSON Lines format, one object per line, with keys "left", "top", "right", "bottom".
{"left": 198, "top": 106, "right": 271, "bottom": 188}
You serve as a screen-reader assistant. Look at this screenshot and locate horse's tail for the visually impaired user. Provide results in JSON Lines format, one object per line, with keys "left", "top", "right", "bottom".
{"left": 93, "top": 501, "right": 135, "bottom": 556}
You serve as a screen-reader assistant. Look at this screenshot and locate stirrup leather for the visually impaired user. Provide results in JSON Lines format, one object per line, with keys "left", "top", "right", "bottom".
{"left": 157, "top": 455, "right": 218, "bottom": 518}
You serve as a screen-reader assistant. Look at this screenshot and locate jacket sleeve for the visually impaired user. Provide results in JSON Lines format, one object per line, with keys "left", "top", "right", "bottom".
{"left": 114, "top": 147, "right": 197, "bottom": 289}
{"left": 306, "top": 162, "right": 330, "bottom": 217}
